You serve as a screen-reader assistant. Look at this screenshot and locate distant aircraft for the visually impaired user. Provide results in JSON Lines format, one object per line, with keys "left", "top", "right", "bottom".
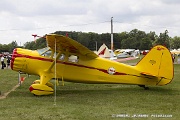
{"left": 115, "top": 49, "right": 140, "bottom": 58}
{"left": 142, "top": 50, "right": 149, "bottom": 55}
{"left": 171, "top": 49, "right": 180, "bottom": 55}
{"left": 11, "top": 34, "right": 174, "bottom": 95}
{"left": 116, "top": 52, "right": 130, "bottom": 58}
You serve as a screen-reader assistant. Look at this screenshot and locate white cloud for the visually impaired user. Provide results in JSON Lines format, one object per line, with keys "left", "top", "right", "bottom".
{"left": 0, "top": 0, "right": 180, "bottom": 45}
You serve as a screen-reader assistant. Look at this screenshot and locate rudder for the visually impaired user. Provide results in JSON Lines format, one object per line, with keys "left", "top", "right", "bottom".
{"left": 136, "top": 45, "right": 174, "bottom": 82}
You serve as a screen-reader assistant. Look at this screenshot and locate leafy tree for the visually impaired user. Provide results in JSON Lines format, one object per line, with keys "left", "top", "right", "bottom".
{"left": 100, "top": 33, "right": 111, "bottom": 48}
{"left": 24, "top": 37, "right": 46, "bottom": 50}
{"left": 170, "top": 36, "right": 180, "bottom": 49}
{"left": 121, "top": 37, "right": 133, "bottom": 49}
{"left": 117, "top": 32, "right": 128, "bottom": 49}
{"left": 24, "top": 41, "right": 35, "bottom": 50}
{"left": 87, "top": 32, "right": 99, "bottom": 51}
{"left": 8, "top": 41, "right": 18, "bottom": 52}
{"left": 113, "top": 33, "right": 122, "bottom": 50}
{"left": 147, "top": 31, "right": 157, "bottom": 42}
{"left": 139, "top": 37, "right": 152, "bottom": 50}
{"left": 1, "top": 29, "right": 179, "bottom": 52}
{"left": 0, "top": 44, "right": 3, "bottom": 52}
{"left": 121, "top": 29, "right": 152, "bottom": 50}
{"left": 77, "top": 32, "right": 90, "bottom": 48}
{"left": 154, "top": 30, "right": 170, "bottom": 48}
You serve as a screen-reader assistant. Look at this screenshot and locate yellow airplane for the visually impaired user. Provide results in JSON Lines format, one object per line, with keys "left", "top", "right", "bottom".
{"left": 11, "top": 34, "right": 174, "bottom": 96}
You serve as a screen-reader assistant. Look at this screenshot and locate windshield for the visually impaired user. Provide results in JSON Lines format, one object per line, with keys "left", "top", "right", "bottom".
{"left": 37, "top": 47, "right": 65, "bottom": 60}
{"left": 37, "top": 47, "right": 50, "bottom": 55}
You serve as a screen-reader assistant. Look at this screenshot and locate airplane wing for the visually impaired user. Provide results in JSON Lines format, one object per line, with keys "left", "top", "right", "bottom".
{"left": 46, "top": 34, "right": 98, "bottom": 59}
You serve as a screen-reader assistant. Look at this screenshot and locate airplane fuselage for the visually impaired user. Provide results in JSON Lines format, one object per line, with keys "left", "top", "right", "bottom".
{"left": 11, "top": 48, "right": 170, "bottom": 86}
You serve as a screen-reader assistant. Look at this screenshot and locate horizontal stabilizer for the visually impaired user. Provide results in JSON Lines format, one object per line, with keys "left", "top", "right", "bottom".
{"left": 141, "top": 72, "right": 157, "bottom": 77}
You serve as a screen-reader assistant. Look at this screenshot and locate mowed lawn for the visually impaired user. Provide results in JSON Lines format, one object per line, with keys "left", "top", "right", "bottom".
{"left": 0, "top": 61, "right": 180, "bottom": 120}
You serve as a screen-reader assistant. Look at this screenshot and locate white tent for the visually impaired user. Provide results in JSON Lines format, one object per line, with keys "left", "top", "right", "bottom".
{"left": 97, "top": 43, "right": 110, "bottom": 58}
{"left": 96, "top": 43, "right": 117, "bottom": 60}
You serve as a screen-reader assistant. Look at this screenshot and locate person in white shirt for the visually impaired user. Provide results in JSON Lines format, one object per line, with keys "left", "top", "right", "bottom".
{"left": 1, "top": 56, "right": 5, "bottom": 69}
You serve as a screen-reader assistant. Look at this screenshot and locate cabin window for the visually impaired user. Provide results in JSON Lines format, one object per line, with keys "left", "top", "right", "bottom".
{"left": 68, "top": 55, "right": 78, "bottom": 63}
{"left": 52, "top": 52, "right": 65, "bottom": 60}
{"left": 59, "top": 54, "right": 65, "bottom": 61}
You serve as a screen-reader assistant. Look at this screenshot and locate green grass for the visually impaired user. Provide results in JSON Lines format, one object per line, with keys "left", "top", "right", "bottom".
{"left": 0, "top": 63, "right": 180, "bottom": 120}
{"left": 0, "top": 69, "right": 18, "bottom": 95}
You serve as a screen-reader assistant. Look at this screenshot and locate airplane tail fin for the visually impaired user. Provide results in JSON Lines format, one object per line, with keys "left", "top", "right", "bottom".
{"left": 136, "top": 45, "right": 174, "bottom": 84}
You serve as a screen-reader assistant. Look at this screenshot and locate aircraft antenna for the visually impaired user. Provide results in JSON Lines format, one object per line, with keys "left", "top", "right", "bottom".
{"left": 54, "top": 37, "right": 57, "bottom": 105}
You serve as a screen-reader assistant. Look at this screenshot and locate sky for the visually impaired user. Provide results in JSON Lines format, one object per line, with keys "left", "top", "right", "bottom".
{"left": 0, "top": 0, "right": 180, "bottom": 45}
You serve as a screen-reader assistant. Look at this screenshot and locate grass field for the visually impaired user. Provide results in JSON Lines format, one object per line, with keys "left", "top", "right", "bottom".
{"left": 0, "top": 59, "right": 180, "bottom": 120}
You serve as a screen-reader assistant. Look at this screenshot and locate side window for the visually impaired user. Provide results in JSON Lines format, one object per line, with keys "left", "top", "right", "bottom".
{"left": 51, "top": 52, "right": 66, "bottom": 61}
{"left": 59, "top": 54, "right": 65, "bottom": 61}
{"left": 68, "top": 55, "right": 78, "bottom": 63}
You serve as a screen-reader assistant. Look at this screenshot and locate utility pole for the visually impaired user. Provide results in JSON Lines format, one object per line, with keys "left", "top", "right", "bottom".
{"left": 111, "top": 17, "right": 113, "bottom": 50}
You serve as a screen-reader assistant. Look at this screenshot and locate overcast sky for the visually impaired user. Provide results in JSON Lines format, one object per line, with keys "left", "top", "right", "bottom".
{"left": 0, "top": 0, "right": 180, "bottom": 45}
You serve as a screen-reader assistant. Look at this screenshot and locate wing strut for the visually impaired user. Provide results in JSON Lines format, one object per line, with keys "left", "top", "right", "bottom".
{"left": 54, "top": 38, "right": 57, "bottom": 106}
{"left": 47, "top": 51, "right": 61, "bottom": 72}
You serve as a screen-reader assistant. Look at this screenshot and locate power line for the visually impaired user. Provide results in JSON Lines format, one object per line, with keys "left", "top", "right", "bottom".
{"left": 0, "top": 20, "right": 179, "bottom": 34}
{"left": 0, "top": 21, "right": 110, "bottom": 32}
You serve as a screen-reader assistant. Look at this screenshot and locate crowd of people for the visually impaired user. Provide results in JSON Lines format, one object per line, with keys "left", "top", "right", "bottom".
{"left": 1, "top": 55, "right": 11, "bottom": 69}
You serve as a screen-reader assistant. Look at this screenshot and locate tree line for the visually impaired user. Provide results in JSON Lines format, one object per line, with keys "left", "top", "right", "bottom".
{"left": 0, "top": 41, "right": 19, "bottom": 53}
{"left": 1, "top": 29, "right": 180, "bottom": 53}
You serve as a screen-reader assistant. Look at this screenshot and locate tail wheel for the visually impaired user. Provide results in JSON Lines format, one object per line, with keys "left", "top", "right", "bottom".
{"left": 138, "top": 85, "right": 149, "bottom": 90}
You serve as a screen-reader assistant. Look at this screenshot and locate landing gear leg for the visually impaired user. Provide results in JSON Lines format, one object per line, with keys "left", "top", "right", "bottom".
{"left": 138, "top": 85, "right": 149, "bottom": 90}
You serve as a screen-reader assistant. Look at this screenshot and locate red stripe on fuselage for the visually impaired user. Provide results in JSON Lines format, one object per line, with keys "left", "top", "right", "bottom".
{"left": 10, "top": 48, "right": 17, "bottom": 70}
{"left": 13, "top": 52, "right": 127, "bottom": 75}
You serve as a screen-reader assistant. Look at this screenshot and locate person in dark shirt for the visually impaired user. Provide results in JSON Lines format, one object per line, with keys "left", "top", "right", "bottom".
{"left": 7, "top": 57, "right": 11, "bottom": 68}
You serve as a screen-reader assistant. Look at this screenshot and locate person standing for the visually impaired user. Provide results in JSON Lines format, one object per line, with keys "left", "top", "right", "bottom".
{"left": 1, "top": 56, "right": 5, "bottom": 69}
{"left": 7, "top": 56, "right": 11, "bottom": 68}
